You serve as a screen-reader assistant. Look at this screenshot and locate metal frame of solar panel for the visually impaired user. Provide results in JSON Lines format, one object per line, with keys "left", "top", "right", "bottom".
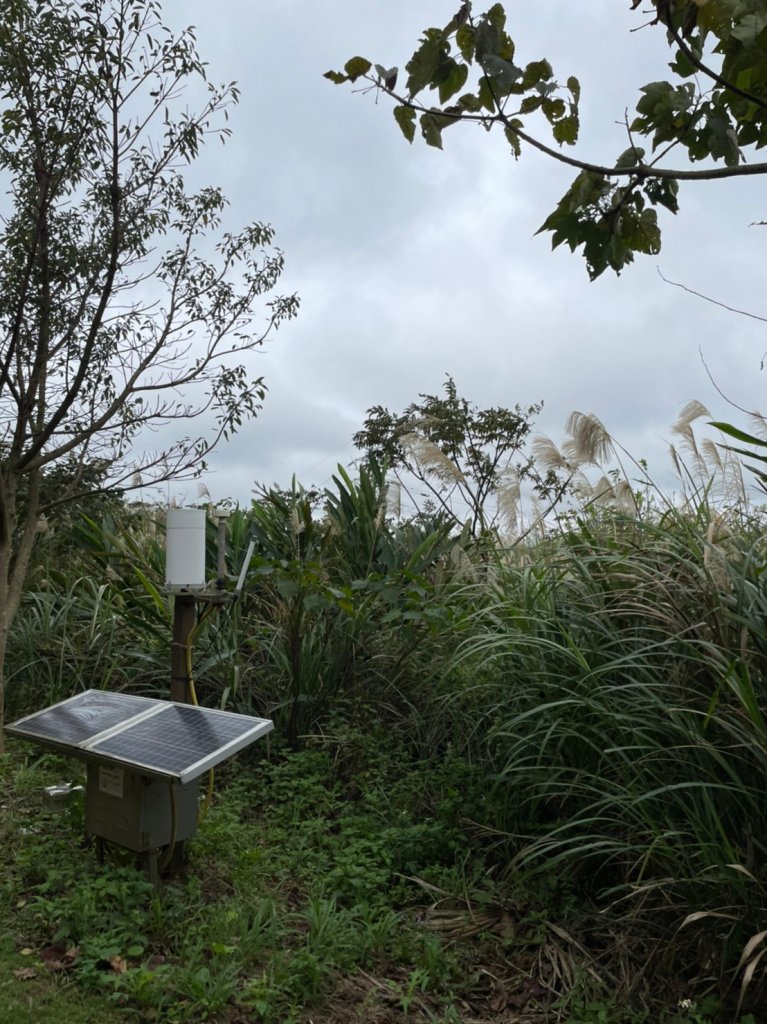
{"left": 5, "top": 690, "right": 273, "bottom": 784}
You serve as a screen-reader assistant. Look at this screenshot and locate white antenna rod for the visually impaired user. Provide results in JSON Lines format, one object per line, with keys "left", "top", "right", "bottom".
{"left": 234, "top": 538, "right": 256, "bottom": 596}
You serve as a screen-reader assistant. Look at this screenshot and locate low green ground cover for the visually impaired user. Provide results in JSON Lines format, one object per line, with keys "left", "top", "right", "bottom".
{"left": 0, "top": 941, "right": 123, "bottom": 1024}
{"left": 1, "top": 734, "right": 754, "bottom": 1024}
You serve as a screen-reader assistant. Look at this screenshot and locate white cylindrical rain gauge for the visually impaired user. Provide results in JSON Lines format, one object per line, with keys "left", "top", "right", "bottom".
{"left": 165, "top": 508, "right": 206, "bottom": 590}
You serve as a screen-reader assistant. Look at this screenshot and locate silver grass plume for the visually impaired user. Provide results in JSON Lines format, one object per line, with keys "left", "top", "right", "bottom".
{"left": 528, "top": 496, "right": 546, "bottom": 542}
{"left": 673, "top": 399, "right": 712, "bottom": 431}
{"left": 590, "top": 475, "right": 615, "bottom": 506}
{"left": 496, "top": 471, "right": 521, "bottom": 536}
{"left": 702, "top": 438, "right": 747, "bottom": 505}
{"left": 289, "top": 506, "right": 305, "bottom": 538}
{"left": 384, "top": 480, "right": 401, "bottom": 519}
{"left": 613, "top": 479, "right": 637, "bottom": 514}
{"left": 704, "top": 515, "right": 733, "bottom": 593}
{"left": 563, "top": 411, "right": 613, "bottom": 467}
{"left": 749, "top": 412, "right": 767, "bottom": 440}
{"left": 401, "top": 432, "right": 466, "bottom": 484}
{"left": 701, "top": 438, "right": 722, "bottom": 472}
{"left": 531, "top": 434, "right": 571, "bottom": 472}
{"left": 570, "top": 470, "right": 598, "bottom": 502}
{"left": 671, "top": 400, "right": 710, "bottom": 480}
{"left": 584, "top": 474, "right": 637, "bottom": 514}
{"left": 669, "top": 444, "right": 683, "bottom": 481}
{"left": 374, "top": 493, "right": 387, "bottom": 531}
{"left": 721, "top": 451, "right": 747, "bottom": 506}
{"left": 671, "top": 402, "right": 708, "bottom": 455}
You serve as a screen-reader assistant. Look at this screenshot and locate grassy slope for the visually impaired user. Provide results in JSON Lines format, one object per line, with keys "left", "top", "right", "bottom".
{"left": 0, "top": 944, "right": 124, "bottom": 1024}
{"left": 0, "top": 737, "right": 621, "bottom": 1024}
{"left": 0, "top": 727, "right": 751, "bottom": 1024}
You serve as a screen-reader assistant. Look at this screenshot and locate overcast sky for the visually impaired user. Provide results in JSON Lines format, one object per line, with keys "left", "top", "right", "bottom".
{"left": 155, "top": 1, "right": 767, "bottom": 509}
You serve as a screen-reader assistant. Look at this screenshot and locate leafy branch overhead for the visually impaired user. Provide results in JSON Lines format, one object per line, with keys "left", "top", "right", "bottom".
{"left": 326, "top": 0, "right": 767, "bottom": 279}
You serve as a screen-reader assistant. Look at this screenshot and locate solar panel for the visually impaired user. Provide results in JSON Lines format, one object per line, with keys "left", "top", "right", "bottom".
{"left": 5, "top": 690, "right": 273, "bottom": 783}
{"left": 6, "top": 690, "right": 156, "bottom": 746}
{"left": 89, "top": 703, "right": 272, "bottom": 782}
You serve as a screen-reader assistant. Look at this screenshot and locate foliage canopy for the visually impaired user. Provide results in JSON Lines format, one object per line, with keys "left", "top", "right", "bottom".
{"left": 328, "top": 0, "right": 767, "bottom": 278}
{"left": 354, "top": 376, "right": 560, "bottom": 538}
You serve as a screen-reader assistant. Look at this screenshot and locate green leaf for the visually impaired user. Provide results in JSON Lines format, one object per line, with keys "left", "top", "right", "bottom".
{"left": 615, "top": 145, "right": 646, "bottom": 168}
{"left": 393, "top": 104, "right": 417, "bottom": 143}
{"left": 521, "top": 59, "right": 553, "bottom": 89}
{"left": 644, "top": 176, "right": 679, "bottom": 213}
{"left": 633, "top": 208, "right": 661, "bottom": 254}
{"left": 504, "top": 122, "right": 521, "bottom": 158}
{"left": 438, "top": 61, "right": 468, "bottom": 103}
{"left": 710, "top": 444, "right": 767, "bottom": 471}
{"left": 474, "top": 18, "right": 501, "bottom": 62}
{"left": 406, "top": 29, "right": 448, "bottom": 96}
{"left": 552, "top": 115, "right": 578, "bottom": 145}
{"left": 519, "top": 95, "right": 543, "bottom": 115}
{"left": 323, "top": 69, "right": 347, "bottom": 85}
{"left": 669, "top": 47, "right": 697, "bottom": 78}
{"left": 537, "top": 172, "right": 635, "bottom": 279}
{"left": 420, "top": 111, "right": 444, "bottom": 149}
{"left": 458, "top": 92, "right": 483, "bottom": 112}
{"left": 487, "top": 3, "right": 507, "bottom": 32}
{"left": 344, "top": 56, "right": 372, "bottom": 81}
{"left": 710, "top": 422, "right": 767, "bottom": 448}
{"left": 566, "top": 75, "right": 580, "bottom": 103}
{"left": 456, "top": 23, "right": 475, "bottom": 61}
{"left": 633, "top": 81, "right": 697, "bottom": 150}
{"left": 443, "top": 2, "right": 471, "bottom": 35}
{"left": 478, "top": 76, "right": 496, "bottom": 112}
{"left": 731, "top": 12, "right": 767, "bottom": 45}
{"left": 482, "top": 54, "right": 521, "bottom": 91}
{"left": 133, "top": 567, "right": 166, "bottom": 615}
{"left": 541, "top": 97, "right": 566, "bottom": 123}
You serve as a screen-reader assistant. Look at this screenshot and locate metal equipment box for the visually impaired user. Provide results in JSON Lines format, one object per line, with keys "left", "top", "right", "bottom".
{"left": 85, "top": 763, "right": 200, "bottom": 852}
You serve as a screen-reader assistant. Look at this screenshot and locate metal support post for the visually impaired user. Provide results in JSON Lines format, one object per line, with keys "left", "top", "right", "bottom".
{"left": 170, "top": 594, "right": 196, "bottom": 704}
{"left": 168, "top": 592, "right": 196, "bottom": 874}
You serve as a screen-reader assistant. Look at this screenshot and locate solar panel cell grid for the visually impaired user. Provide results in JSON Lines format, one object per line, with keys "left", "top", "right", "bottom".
{"left": 90, "top": 704, "right": 259, "bottom": 776}
{"left": 8, "top": 691, "right": 154, "bottom": 745}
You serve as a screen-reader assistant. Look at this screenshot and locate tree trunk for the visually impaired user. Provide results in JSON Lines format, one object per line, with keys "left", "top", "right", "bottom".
{"left": 0, "top": 522, "right": 11, "bottom": 756}
{"left": 0, "top": 472, "right": 42, "bottom": 749}
{"left": 0, "top": 620, "right": 7, "bottom": 756}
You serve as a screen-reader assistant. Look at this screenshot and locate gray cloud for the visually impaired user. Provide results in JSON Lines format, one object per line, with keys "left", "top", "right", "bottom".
{"left": 151, "top": 2, "right": 767, "bottom": 507}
